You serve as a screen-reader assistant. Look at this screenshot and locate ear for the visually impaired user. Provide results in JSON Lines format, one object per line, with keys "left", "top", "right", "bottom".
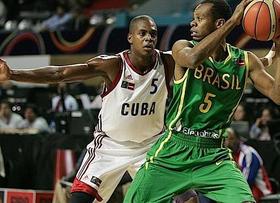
{"left": 127, "top": 33, "right": 132, "bottom": 44}
{"left": 215, "top": 18, "right": 225, "bottom": 29}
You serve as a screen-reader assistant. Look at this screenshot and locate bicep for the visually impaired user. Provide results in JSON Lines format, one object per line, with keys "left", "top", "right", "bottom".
{"left": 248, "top": 52, "right": 274, "bottom": 98}
{"left": 62, "top": 56, "right": 116, "bottom": 82}
{"left": 60, "top": 63, "right": 98, "bottom": 82}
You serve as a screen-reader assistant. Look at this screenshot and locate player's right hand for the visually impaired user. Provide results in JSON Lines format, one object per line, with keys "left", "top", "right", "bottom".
{"left": 0, "top": 59, "right": 11, "bottom": 81}
{"left": 231, "top": 0, "right": 253, "bottom": 25}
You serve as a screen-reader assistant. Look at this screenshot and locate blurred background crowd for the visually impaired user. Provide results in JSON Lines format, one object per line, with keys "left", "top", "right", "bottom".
{"left": 0, "top": 0, "right": 241, "bottom": 32}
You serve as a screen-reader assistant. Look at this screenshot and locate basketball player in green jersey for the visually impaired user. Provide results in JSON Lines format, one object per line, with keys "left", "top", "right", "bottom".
{"left": 124, "top": 0, "right": 280, "bottom": 202}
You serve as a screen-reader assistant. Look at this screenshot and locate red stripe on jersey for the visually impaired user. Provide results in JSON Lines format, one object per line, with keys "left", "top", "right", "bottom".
{"left": 124, "top": 51, "right": 158, "bottom": 75}
{"left": 71, "top": 178, "right": 103, "bottom": 201}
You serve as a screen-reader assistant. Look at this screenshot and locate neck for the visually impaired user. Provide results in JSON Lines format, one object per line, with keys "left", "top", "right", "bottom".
{"left": 211, "top": 41, "right": 228, "bottom": 61}
{"left": 128, "top": 51, "right": 156, "bottom": 73}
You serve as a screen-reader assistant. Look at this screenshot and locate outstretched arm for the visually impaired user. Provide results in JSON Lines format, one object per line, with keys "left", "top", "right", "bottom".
{"left": 0, "top": 55, "right": 121, "bottom": 84}
{"left": 248, "top": 41, "right": 280, "bottom": 104}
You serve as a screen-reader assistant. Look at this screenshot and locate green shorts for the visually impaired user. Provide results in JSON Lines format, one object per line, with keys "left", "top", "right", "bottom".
{"left": 124, "top": 130, "right": 255, "bottom": 203}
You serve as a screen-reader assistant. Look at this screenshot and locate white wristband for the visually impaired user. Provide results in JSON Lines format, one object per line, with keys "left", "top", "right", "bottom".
{"left": 264, "top": 43, "right": 276, "bottom": 67}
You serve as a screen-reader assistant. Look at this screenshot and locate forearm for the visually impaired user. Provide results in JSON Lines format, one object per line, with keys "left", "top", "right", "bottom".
{"left": 10, "top": 66, "right": 64, "bottom": 83}
{"left": 9, "top": 64, "right": 90, "bottom": 84}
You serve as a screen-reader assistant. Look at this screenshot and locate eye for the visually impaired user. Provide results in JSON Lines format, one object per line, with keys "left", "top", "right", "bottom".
{"left": 150, "top": 32, "right": 157, "bottom": 38}
{"left": 139, "top": 31, "right": 146, "bottom": 36}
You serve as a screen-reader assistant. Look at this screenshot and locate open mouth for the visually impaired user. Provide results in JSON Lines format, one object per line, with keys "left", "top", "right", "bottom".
{"left": 144, "top": 45, "right": 153, "bottom": 50}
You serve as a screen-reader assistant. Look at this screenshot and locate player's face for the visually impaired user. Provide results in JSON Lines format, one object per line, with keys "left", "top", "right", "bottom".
{"left": 190, "top": 3, "right": 217, "bottom": 41}
{"left": 129, "top": 20, "right": 157, "bottom": 56}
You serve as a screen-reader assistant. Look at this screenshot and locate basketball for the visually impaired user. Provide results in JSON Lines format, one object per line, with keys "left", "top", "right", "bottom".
{"left": 242, "top": 0, "right": 280, "bottom": 41}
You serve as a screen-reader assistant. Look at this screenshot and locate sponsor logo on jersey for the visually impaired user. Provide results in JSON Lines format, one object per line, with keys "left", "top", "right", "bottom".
{"left": 90, "top": 176, "right": 102, "bottom": 187}
{"left": 125, "top": 74, "right": 133, "bottom": 80}
{"left": 180, "top": 127, "right": 221, "bottom": 139}
{"left": 121, "top": 81, "right": 135, "bottom": 90}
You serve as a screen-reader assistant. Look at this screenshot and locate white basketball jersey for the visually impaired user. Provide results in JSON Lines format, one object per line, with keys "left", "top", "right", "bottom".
{"left": 96, "top": 50, "right": 168, "bottom": 143}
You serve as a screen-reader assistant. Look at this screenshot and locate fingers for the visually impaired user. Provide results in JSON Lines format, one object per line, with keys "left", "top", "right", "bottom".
{"left": 233, "top": 0, "right": 254, "bottom": 24}
{"left": 237, "top": 0, "right": 253, "bottom": 8}
{"left": 243, "top": 0, "right": 253, "bottom": 6}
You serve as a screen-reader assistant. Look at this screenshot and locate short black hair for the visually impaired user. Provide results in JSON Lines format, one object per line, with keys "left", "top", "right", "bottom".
{"left": 194, "top": 0, "right": 232, "bottom": 21}
{"left": 129, "top": 15, "right": 156, "bottom": 33}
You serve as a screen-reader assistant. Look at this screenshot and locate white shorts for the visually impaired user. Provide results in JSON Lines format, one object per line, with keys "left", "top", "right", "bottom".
{"left": 73, "top": 131, "right": 160, "bottom": 203}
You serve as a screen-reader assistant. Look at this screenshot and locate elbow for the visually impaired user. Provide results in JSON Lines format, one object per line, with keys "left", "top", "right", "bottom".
{"left": 52, "top": 70, "right": 65, "bottom": 83}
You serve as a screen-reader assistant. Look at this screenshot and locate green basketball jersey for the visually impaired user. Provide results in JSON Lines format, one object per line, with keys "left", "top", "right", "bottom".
{"left": 166, "top": 42, "right": 249, "bottom": 138}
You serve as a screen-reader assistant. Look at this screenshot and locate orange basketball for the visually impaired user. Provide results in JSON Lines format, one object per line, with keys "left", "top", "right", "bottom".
{"left": 242, "top": 0, "right": 280, "bottom": 41}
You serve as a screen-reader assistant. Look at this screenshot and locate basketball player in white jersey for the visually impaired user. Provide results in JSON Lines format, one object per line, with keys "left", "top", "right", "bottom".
{"left": 0, "top": 15, "right": 275, "bottom": 203}
{"left": 0, "top": 15, "right": 197, "bottom": 203}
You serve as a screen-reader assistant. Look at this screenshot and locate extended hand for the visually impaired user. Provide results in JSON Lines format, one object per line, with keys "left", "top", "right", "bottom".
{"left": 0, "top": 59, "right": 11, "bottom": 81}
{"left": 231, "top": 0, "right": 253, "bottom": 25}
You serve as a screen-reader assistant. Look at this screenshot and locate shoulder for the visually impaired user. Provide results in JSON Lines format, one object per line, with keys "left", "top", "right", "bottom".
{"left": 172, "top": 40, "right": 193, "bottom": 51}
{"left": 86, "top": 54, "right": 123, "bottom": 81}
{"left": 171, "top": 40, "right": 194, "bottom": 63}
{"left": 227, "top": 44, "right": 248, "bottom": 61}
{"left": 87, "top": 54, "right": 122, "bottom": 66}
